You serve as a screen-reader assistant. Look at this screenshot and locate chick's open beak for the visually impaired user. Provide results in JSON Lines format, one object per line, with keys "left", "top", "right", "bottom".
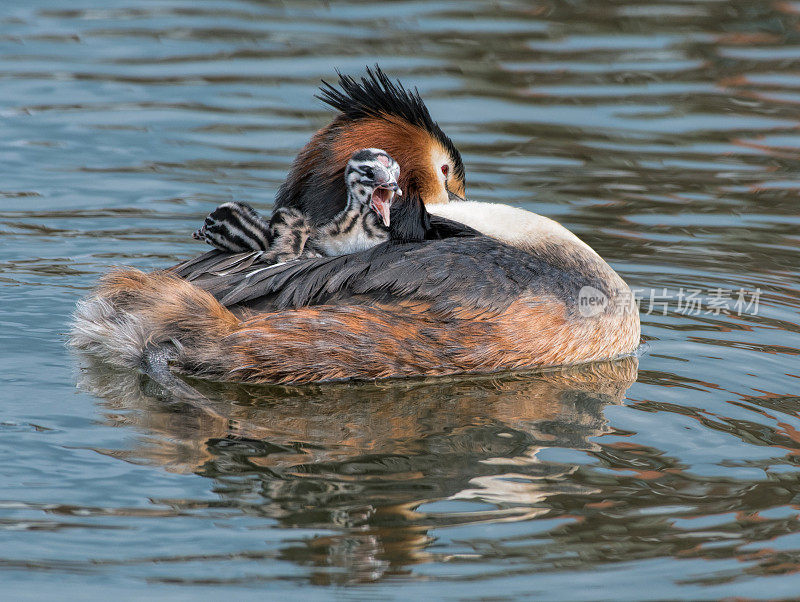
{"left": 370, "top": 182, "right": 401, "bottom": 227}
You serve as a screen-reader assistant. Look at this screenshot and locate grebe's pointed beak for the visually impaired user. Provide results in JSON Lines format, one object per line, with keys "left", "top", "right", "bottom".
{"left": 447, "top": 188, "right": 465, "bottom": 202}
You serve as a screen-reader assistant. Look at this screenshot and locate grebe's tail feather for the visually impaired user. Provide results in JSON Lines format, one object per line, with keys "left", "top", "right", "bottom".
{"left": 70, "top": 269, "right": 239, "bottom": 379}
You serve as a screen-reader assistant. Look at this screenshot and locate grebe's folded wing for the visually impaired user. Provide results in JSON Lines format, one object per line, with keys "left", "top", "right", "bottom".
{"left": 170, "top": 249, "right": 266, "bottom": 282}
{"left": 201, "top": 237, "right": 557, "bottom": 315}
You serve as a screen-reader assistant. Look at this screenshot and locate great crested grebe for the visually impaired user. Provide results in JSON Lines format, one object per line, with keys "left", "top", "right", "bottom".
{"left": 70, "top": 68, "right": 641, "bottom": 384}
{"left": 191, "top": 148, "right": 401, "bottom": 262}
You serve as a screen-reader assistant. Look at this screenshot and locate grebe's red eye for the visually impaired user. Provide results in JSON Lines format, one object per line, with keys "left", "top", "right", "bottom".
{"left": 441, "top": 164, "right": 449, "bottom": 178}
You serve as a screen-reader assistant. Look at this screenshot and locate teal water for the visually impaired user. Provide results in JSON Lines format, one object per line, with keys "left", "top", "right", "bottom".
{"left": 2, "top": 1, "right": 800, "bottom": 599}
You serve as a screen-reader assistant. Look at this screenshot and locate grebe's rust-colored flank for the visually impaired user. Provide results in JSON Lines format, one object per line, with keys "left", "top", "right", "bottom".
{"left": 73, "top": 258, "right": 638, "bottom": 384}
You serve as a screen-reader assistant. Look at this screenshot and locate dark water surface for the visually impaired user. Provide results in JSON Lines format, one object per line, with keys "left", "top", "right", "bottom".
{"left": 2, "top": 1, "right": 800, "bottom": 599}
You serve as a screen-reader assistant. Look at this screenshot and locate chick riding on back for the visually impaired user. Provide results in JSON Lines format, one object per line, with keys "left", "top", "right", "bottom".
{"left": 192, "top": 148, "right": 401, "bottom": 263}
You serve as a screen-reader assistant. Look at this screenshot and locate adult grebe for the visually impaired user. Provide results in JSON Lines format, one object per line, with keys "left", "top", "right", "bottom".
{"left": 70, "top": 68, "right": 640, "bottom": 384}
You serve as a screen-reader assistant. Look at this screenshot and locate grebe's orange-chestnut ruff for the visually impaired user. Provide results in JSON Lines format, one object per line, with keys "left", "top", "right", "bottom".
{"left": 71, "top": 68, "right": 640, "bottom": 384}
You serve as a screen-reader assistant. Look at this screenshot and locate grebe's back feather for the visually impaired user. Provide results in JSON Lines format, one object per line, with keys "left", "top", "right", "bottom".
{"left": 171, "top": 249, "right": 264, "bottom": 282}
{"left": 184, "top": 235, "right": 615, "bottom": 319}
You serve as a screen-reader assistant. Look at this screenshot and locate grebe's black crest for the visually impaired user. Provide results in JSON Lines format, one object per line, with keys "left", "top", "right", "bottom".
{"left": 317, "top": 65, "right": 465, "bottom": 185}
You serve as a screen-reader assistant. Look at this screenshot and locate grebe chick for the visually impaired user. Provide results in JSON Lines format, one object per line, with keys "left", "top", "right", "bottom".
{"left": 191, "top": 148, "right": 401, "bottom": 264}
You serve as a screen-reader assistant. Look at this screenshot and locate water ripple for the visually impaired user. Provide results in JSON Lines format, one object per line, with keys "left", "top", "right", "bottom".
{"left": 1, "top": 0, "right": 799, "bottom": 598}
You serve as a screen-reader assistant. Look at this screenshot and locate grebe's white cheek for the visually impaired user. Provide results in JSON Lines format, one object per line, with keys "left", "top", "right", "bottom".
{"left": 426, "top": 146, "right": 453, "bottom": 204}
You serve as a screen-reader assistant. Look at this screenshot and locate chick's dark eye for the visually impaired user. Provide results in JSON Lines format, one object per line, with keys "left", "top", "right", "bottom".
{"left": 441, "top": 164, "right": 449, "bottom": 178}
{"left": 363, "top": 167, "right": 375, "bottom": 179}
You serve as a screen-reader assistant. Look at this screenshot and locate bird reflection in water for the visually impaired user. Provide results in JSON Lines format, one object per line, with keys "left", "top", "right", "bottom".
{"left": 76, "top": 356, "right": 637, "bottom": 584}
